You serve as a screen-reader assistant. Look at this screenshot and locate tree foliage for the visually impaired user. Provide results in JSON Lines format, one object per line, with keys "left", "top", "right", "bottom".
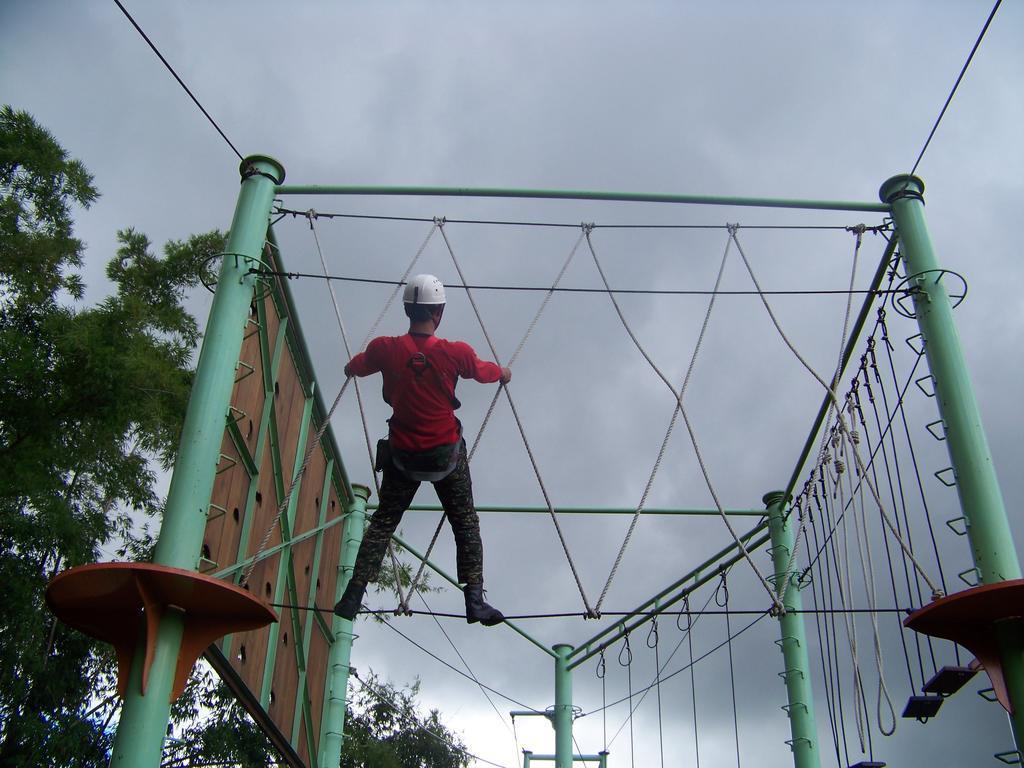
{"left": 341, "top": 672, "right": 470, "bottom": 768}
{"left": 0, "top": 105, "right": 221, "bottom": 766}
{"left": 0, "top": 106, "right": 469, "bottom": 768}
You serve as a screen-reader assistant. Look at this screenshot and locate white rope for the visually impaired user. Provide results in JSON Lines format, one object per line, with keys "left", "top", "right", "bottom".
{"left": 241, "top": 216, "right": 439, "bottom": 598}
{"left": 730, "top": 228, "right": 942, "bottom": 599}
{"left": 585, "top": 226, "right": 785, "bottom": 615}
{"left": 778, "top": 226, "right": 864, "bottom": 606}
{"left": 310, "top": 212, "right": 438, "bottom": 612}
{"left": 402, "top": 227, "right": 587, "bottom": 603}
{"left": 590, "top": 228, "right": 735, "bottom": 613}
{"left": 846, "top": 411, "right": 897, "bottom": 737}
{"left": 833, "top": 440, "right": 868, "bottom": 753}
{"left": 437, "top": 220, "right": 598, "bottom": 617}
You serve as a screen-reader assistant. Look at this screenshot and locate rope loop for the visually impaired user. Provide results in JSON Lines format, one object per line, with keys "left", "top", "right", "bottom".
{"left": 596, "top": 650, "right": 606, "bottom": 680}
{"left": 677, "top": 595, "right": 692, "bottom": 632}
{"left": 646, "top": 617, "right": 659, "bottom": 649}
{"left": 617, "top": 634, "right": 633, "bottom": 667}
{"left": 715, "top": 570, "right": 730, "bottom": 607}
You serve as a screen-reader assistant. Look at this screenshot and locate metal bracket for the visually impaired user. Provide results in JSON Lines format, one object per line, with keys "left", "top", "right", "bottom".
{"left": 235, "top": 360, "right": 256, "bottom": 384}
{"left": 784, "top": 736, "right": 813, "bottom": 752}
{"left": 945, "top": 516, "right": 968, "bottom": 536}
{"left": 925, "top": 419, "right": 947, "bottom": 441}
{"left": 775, "top": 636, "right": 802, "bottom": 650}
{"left": 979, "top": 687, "right": 999, "bottom": 703}
{"left": 914, "top": 374, "right": 937, "bottom": 398}
{"left": 781, "top": 702, "right": 809, "bottom": 716}
{"left": 905, "top": 333, "right": 926, "bottom": 356}
{"left": 958, "top": 567, "right": 980, "bottom": 587}
{"left": 198, "top": 555, "right": 219, "bottom": 573}
{"left": 216, "top": 453, "right": 238, "bottom": 474}
{"left": 208, "top": 504, "right": 228, "bottom": 522}
{"left": 227, "top": 405, "right": 248, "bottom": 425}
{"left": 778, "top": 668, "right": 805, "bottom": 681}
{"left": 892, "top": 268, "right": 968, "bottom": 319}
{"left": 934, "top": 467, "right": 957, "bottom": 487}
{"left": 995, "top": 750, "right": 1022, "bottom": 765}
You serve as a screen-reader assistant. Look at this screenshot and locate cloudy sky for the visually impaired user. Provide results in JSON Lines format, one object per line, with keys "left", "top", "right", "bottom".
{"left": 4, "top": 1, "right": 1024, "bottom": 766}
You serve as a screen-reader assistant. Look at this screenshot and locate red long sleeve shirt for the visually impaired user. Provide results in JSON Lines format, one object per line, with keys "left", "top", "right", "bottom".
{"left": 346, "top": 333, "right": 503, "bottom": 452}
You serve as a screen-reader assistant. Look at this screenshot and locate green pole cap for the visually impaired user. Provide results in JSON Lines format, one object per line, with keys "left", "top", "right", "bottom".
{"left": 879, "top": 174, "right": 925, "bottom": 205}
{"left": 351, "top": 484, "right": 371, "bottom": 502}
{"left": 239, "top": 154, "right": 286, "bottom": 185}
{"left": 552, "top": 643, "right": 574, "bottom": 655}
{"left": 762, "top": 490, "right": 789, "bottom": 508}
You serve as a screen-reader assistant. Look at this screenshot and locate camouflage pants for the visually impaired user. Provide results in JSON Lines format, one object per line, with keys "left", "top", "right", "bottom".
{"left": 351, "top": 443, "right": 484, "bottom": 585}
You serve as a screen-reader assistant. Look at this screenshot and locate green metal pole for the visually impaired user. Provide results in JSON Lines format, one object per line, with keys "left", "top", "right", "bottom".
{"left": 108, "top": 155, "right": 285, "bottom": 768}
{"left": 274, "top": 184, "right": 889, "bottom": 213}
{"left": 881, "top": 175, "right": 1024, "bottom": 749}
{"left": 319, "top": 483, "right": 370, "bottom": 767}
{"left": 553, "top": 644, "right": 574, "bottom": 768}
{"left": 765, "top": 491, "right": 820, "bottom": 768}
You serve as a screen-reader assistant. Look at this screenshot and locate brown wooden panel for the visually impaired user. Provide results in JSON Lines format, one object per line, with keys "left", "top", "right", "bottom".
{"left": 268, "top": 603, "right": 301, "bottom": 734}
{"left": 201, "top": 273, "right": 354, "bottom": 767}
{"left": 204, "top": 430, "right": 251, "bottom": 574}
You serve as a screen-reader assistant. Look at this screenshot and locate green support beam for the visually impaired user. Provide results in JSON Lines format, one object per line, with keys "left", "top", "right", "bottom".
{"left": 765, "top": 492, "right": 820, "bottom": 768}
{"left": 274, "top": 184, "right": 889, "bottom": 213}
{"left": 568, "top": 521, "right": 771, "bottom": 669}
{"left": 370, "top": 504, "right": 766, "bottom": 516}
{"left": 108, "top": 155, "right": 285, "bottom": 768}
{"left": 553, "top": 644, "right": 574, "bottom": 768}
{"left": 319, "top": 484, "right": 370, "bottom": 768}
{"left": 881, "top": 174, "right": 1024, "bottom": 752}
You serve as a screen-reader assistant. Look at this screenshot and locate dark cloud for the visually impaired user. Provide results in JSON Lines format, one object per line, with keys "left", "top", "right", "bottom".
{"left": 3, "top": 1, "right": 1022, "bottom": 765}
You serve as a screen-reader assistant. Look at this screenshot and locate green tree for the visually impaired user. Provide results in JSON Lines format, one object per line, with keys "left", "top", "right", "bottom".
{"left": 0, "top": 107, "right": 470, "bottom": 768}
{"left": 0, "top": 105, "right": 221, "bottom": 766}
{"left": 341, "top": 672, "right": 470, "bottom": 768}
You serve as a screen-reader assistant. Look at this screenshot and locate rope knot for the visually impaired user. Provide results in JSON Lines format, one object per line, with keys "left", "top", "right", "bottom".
{"left": 305, "top": 208, "right": 317, "bottom": 228}
{"left": 726, "top": 223, "right": 740, "bottom": 236}
{"left": 581, "top": 222, "right": 596, "bottom": 235}
{"left": 835, "top": 458, "right": 846, "bottom": 475}
{"left": 433, "top": 216, "right": 447, "bottom": 227}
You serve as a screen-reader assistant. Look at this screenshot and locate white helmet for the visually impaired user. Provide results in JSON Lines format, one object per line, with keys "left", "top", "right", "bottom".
{"left": 403, "top": 274, "right": 446, "bottom": 305}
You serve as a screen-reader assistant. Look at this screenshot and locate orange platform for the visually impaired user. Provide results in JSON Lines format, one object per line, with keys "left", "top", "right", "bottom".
{"left": 46, "top": 562, "right": 277, "bottom": 702}
{"left": 904, "top": 579, "right": 1024, "bottom": 714}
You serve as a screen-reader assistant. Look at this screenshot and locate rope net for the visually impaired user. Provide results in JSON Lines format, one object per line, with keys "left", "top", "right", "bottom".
{"left": 246, "top": 205, "right": 973, "bottom": 768}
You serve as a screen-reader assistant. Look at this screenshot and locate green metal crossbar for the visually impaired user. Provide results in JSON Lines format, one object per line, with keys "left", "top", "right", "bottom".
{"left": 274, "top": 184, "right": 890, "bottom": 214}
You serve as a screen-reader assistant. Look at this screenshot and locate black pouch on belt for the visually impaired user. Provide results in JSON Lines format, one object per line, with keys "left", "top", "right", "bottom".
{"left": 374, "top": 438, "right": 392, "bottom": 473}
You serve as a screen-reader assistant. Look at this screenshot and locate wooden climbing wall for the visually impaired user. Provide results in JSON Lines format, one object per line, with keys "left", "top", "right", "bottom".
{"left": 200, "top": 238, "right": 357, "bottom": 768}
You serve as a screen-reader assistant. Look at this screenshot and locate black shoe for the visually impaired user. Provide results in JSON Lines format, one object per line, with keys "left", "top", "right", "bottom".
{"left": 464, "top": 583, "right": 504, "bottom": 626}
{"left": 333, "top": 579, "right": 367, "bottom": 620}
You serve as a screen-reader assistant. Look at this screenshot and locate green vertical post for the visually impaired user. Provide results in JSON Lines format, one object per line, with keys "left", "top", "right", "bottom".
{"left": 108, "top": 156, "right": 284, "bottom": 768}
{"left": 881, "top": 175, "right": 1024, "bottom": 749}
{"left": 319, "top": 483, "right": 370, "bottom": 767}
{"left": 765, "top": 491, "right": 820, "bottom": 768}
{"left": 553, "top": 644, "right": 574, "bottom": 768}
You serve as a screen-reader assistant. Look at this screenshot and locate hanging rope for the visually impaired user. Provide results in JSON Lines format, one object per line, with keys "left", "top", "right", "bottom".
{"left": 596, "top": 651, "right": 608, "bottom": 754}
{"left": 646, "top": 618, "right": 666, "bottom": 768}
{"left": 585, "top": 226, "right": 784, "bottom": 614}
{"left": 402, "top": 227, "right": 588, "bottom": 604}
{"left": 778, "top": 225, "right": 865, "bottom": 607}
{"left": 241, "top": 216, "right": 439, "bottom": 594}
{"left": 617, "top": 634, "right": 636, "bottom": 768}
{"left": 309, "top": 211, "right": 432, "bottom": 611}
{"left": 591, "top": 227, "right": 733, "bottom": 613}
{"left": 717, "top": 572, "right": 742, "bottom": 768}
{"left": 730, "top": 227, "right": 942, "bottom": 600}
{"left": 683, "top": 595, "right": 701, "bottom": 768}
{"left": 846, "top": 416, "right": 897, "bottom": 737}
{"left": 437, "top": 219, "right": 597, "bottom": 617}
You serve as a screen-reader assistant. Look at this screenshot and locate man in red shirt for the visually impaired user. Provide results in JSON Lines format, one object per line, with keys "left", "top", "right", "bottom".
{"left": 333, "top": 274, "right": 510, "bottom": 626}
